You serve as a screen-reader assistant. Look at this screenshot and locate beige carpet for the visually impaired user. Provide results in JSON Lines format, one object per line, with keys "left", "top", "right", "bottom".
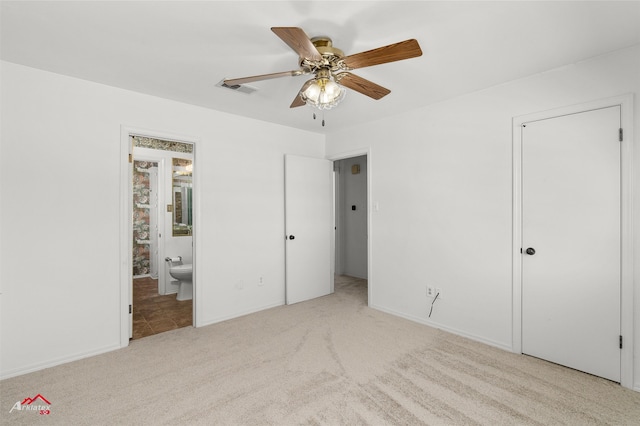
{"left": 2, "top": 276, "right": 640, "bottom": 425}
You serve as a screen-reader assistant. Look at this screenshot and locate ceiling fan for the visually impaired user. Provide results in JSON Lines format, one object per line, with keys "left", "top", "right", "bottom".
{"left": 224, "top": 27, "right": 423, "bottom": 110}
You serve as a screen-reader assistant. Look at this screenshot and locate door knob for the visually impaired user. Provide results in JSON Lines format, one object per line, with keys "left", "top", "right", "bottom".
{"left": 289, "top": 235, "right": 295, "bottom": 240}
{"left": 525, "top": 247, "right": 536, "bottom": 255}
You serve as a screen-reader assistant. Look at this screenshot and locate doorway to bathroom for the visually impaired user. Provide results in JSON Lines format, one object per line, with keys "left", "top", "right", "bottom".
{"left": 128, "top": 134, "right": 195, "bottom": 340}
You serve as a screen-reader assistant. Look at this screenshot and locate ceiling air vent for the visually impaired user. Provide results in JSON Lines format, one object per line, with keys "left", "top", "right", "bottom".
{"left": 216, "top": 79, "right": 258, "bottom": 95}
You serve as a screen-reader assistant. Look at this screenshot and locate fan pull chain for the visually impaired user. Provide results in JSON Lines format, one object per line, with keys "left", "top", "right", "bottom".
{"left": 311, "top": 112, "right": 326, "bottom": 127}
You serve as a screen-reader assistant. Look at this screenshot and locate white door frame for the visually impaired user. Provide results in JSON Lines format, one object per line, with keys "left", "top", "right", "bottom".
{"left": 328, "top": 148, "right": 372, "bottom": 307}
{"left": 333, "top": 164, "right": 341, "bottom": 286}
{"left": 512, "top": 94, "right": 634, "bottom": 389}
{"left": 119, "top": 126, "right": 200, "bottom": 347}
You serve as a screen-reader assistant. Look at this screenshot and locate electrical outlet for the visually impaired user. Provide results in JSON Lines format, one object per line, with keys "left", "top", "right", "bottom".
{"left": 426, "top": 286, "right": 435, "bottom": 297}
{"left": 258, "top": 276, "right": 264, "bottom": 286}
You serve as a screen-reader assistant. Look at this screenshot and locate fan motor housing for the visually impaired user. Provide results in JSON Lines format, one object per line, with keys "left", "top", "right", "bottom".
{"left": 310, "top": 36, "right": 345, "bottom": 58}
{"left": 300, "top": 36, "right": 346, "bottom": 73}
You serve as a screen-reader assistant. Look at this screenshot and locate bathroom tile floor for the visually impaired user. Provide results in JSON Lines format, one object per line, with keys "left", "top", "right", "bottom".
{"left": 132, "top": 276, "right": 193, "bottom": 340}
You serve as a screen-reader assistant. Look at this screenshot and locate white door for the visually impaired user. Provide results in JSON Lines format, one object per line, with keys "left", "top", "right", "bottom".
{"left": 521, "top": 106, "right": 621, "bottom": 382}
{"left": 284, "top": 154, "right": 333, "bottom": 304}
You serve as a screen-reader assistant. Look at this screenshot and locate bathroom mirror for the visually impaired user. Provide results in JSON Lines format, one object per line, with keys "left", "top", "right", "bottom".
{"left": 172, "top": 158, "right": 193, "bottom": 236}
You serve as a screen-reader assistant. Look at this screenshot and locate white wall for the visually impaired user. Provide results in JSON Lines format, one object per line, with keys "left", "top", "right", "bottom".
{"left": 0, "top": 62, "right": 324, "bottom": 378}
{"left": 326, "top": 45, "right": 640, "bottom": 390}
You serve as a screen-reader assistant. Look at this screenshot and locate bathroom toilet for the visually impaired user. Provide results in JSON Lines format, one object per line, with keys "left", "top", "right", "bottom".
{"left": 168, "top": 263, "right": 193, "bottom": 301}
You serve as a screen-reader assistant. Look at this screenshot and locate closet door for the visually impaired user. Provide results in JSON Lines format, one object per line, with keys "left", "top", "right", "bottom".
{"left": 521, "top": 106, "right": 621, "bottom": 382}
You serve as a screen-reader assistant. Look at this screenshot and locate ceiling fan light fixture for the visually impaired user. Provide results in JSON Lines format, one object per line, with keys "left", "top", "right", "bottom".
{"left": 227, "top": 28, "right": 423, "bottom": 112}
{"left": 300, "top": 73, "right": 346, "bottom": 110}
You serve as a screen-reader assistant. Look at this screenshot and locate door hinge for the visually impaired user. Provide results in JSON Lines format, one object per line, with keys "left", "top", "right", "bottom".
{"left": 619, "top": 335, "right": 623, "bottom": 349}
{"left": 619, "top": 128, "right": 623, "bottom": 142}
{"left": 129, "top": 304, "right": 132, "bottom": 314}
{"left": 129, "top": 153, "right": 133, "bottom": 163}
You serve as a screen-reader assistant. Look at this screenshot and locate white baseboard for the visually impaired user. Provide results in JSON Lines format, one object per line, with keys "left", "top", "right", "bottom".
{"left": 369, "top": 303, "right": 513, "bottom": 352}
{"left": 133, "top": 274, "right": 151, "bottom": 279}
{"left": 0, "top": 343, "right": 121, "bottom": 380}
{"left": 371, "top": 303, "right": 640, "bottom": 394}
{"left": 197, "top": 300, "right": 284, "bottom": 328}
{"left": 341, "top": 272, "right": 368, "bottom": 280}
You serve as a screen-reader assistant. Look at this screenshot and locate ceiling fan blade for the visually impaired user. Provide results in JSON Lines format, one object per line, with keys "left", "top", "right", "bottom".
{"left": 342, "top": 39, "right": 422, "bottom": 70}
{"left": 290, "top": 80, "right": 315, "bottom": 108}
{"left": 224, "top": 70, "right": 302, "bottom": 86}
{"left": 336, "top": 73, "right": 391, "bottom": 100}
{"left": 290, "top": 94, "right": 306, "bottom": 108}
{"left": 271, "top": 27, "right": 322, "bottom": 61}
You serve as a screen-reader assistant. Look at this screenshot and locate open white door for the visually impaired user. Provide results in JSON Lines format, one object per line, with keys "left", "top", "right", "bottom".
{"left": 285, "top": 154, "right": 333, "bottom": 304}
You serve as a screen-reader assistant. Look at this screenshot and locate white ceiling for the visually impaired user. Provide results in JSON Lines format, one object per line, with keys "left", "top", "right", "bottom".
{"left": 2, "top": 1, "right": 639, "bottom": 134}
